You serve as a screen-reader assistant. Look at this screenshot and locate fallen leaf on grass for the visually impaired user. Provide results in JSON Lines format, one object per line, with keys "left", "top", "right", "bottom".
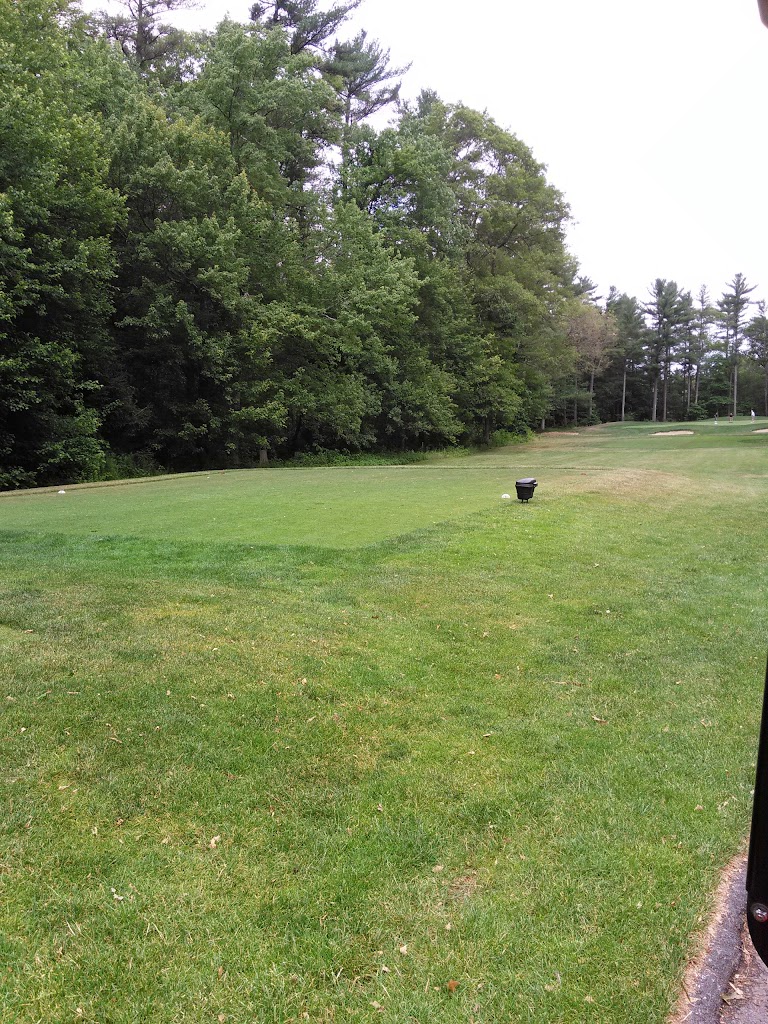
{"left": 591, "top": 716, "right": 608, "bottom": 724}
{"left": 399, "top": 944, "right": 408, "bottom": 955}
{"left": 432, "top": 864, "right": 444, "bottom": 873}
{"left": 447, "top": 980, "right": 459, "bottom": 993}
{"left": 209, "top": 835, "right": 221, "bottom": 849}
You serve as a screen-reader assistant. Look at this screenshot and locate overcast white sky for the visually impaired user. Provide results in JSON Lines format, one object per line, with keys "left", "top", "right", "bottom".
{"left": 84, "top": 0, "right": 768, "bottom": 307}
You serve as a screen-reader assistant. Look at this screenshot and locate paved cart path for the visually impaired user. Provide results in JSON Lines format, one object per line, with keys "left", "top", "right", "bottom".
{"left": 671, "top": 857, "right": 768, "bottom": 1024}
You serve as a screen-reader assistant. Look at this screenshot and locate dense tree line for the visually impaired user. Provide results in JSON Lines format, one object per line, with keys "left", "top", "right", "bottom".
{"left": 1, "top": 0, "right": 764, "bottom": 488}
{"left": 587, "top": 274, "right": 768, "bottom": 427}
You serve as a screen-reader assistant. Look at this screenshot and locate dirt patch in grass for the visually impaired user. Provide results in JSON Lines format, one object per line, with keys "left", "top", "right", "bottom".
{"left": 448, "top": 871, "right": 479, "bottom": 902}
{"left": 563, "top": 467, "right": 683, "bottom": 498}
{"left": 652, "top": 430, "right": 695, "bottom": 436}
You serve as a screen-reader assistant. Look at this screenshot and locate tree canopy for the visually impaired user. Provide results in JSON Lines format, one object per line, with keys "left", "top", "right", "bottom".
{"left": 1, "top": 0, "right": 765, "bottom": 487}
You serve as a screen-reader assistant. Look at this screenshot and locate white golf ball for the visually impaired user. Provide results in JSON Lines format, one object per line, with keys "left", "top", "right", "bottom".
{"left": 58, "top": 490, "right": 66, "bottom": 495}
{"left": 501, "top": 493, "right": 511, "bottom": 500}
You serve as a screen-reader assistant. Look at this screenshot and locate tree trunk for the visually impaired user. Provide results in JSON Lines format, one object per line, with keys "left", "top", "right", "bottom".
{"left": 621, "top": 364, "right": 627, "bottom": 422}
{"left": 651, "top": 374, "right": 659, "bottom": 422}
{"left": 259, "top": 448, "right": 269, "bottom": 466}
{"left": 588, "top": 369, "right": 595, "bottom": 420}
{"left": 662, "top": 343, "right": 669, "bottom": 422}
{"left": 733, "top": 360, "right": 739, "bottom": 416}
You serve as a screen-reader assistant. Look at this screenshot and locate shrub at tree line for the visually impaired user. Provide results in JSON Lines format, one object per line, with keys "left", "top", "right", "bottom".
{"left": 2, "top": 0, "right": 767, "bottom": 488}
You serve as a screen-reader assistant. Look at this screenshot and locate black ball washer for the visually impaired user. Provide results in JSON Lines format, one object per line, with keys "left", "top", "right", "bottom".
{"left": 515, "top": 478, "right": 537, "bottom": 502}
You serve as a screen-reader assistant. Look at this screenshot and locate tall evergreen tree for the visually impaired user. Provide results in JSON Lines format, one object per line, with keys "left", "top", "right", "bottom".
{"left": 325, "top": 31, "right": 410, "bottom": 128}
{"left": 642, "top": 279, "right": 688, "bottom": 422}
{"left": 249, "top": 0, "right": 360, "bottom": 54}
{"left": 718, "top": 273, "right": 755, "bottom": 415}
{"left": 94, "top": 0, "right": 198, "bottom": 83}
{"left": 688, "top": 286, "right": 715, "bottom": 411}
{"left": 605, "top": 291, "right": 646, "bottom": 422}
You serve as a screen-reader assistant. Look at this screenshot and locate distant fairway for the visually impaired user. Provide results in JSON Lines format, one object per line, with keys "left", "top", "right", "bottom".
{"left": 2, "top": 420, "right": 768, "bottom": 1024}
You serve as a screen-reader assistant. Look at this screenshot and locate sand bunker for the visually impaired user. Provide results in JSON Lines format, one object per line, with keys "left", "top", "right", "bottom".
{"left": 651, "top": 430, "right": 694, "bottom": 436}
{"left": 753, "top": 428, "right": 768, "bottom": 434}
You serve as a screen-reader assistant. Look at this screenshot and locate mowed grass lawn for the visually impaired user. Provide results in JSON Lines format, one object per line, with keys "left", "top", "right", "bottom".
{"left": 2, "top": 420, "right": 767, "bottom": 1023}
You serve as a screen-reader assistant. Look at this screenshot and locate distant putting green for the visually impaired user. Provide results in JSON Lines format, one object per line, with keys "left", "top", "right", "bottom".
{"left": 2, "top": 420, "right": 768, "bottom": 1024}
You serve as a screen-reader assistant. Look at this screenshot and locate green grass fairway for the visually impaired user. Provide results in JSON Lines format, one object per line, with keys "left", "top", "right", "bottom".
{"left": 0, "top": 463, "right": 543, "bottom": 548}
{"left": 2, "top": 420, "right": 768, "bottom": 1023}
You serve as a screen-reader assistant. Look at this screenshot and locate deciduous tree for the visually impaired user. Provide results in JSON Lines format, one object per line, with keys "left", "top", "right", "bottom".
{"left": 746, "top": 302, "right": 768, "bottom": 416}
{"left": 0, "top": 0, "right": 123, "bottom": 485}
